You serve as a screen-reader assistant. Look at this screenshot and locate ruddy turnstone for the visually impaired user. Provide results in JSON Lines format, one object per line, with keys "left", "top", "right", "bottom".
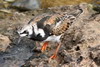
{"left": 17, "top": 12, "right": 76, "bottom": 59}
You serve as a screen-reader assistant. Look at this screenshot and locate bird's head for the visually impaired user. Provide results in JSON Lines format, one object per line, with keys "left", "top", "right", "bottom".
{"left": 17, "top": 24, "right": 33, "bottom": 38}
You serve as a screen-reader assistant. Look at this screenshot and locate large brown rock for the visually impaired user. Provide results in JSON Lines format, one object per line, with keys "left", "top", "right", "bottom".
{"left": 60, "top": 3, "right": 100, "bottom": 67}
{"left": 0, "top": 34, "right": 11, "bottom": 52}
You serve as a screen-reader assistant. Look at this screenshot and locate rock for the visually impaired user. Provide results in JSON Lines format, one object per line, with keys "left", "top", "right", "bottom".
{"left": 89, "top": 45, "right": 100, "bottom": 66}
{"left": 0, "top": 34, "right": 11, "bottom": 52}
{"left": 59, "top": 3, "right": 100, "bottom": 67}
{"left": 0, "top": 9, "right": 11, "bottom": 13}
{"left": 0, "top": 3, "right": 100, "bottom": 67}
{"left": 79, "top": 57, "right": 98, "bottom": 67}
{"left": 4, "top": 0, "right": 15, "bottom": 3}
{"left": 12, "top": 0, "right": 41, "bottom": 10}
{"left": 93, "top": 4, "right": 100, "bottom": 13}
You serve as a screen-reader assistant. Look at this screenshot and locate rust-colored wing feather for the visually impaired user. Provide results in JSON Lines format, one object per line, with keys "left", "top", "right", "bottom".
{"left": 28, "top": 12, "right": 76, "bottom": 36}
{"left": 51, "top": 19, "right": 70, "bottom": 35}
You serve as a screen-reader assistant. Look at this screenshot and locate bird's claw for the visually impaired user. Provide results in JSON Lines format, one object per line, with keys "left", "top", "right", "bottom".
{"left": 50, "top": 54, "right": 57, "bottom": 59}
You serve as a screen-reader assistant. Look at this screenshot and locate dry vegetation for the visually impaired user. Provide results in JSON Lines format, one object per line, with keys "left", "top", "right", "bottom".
{"left": 41, "top": 0, "right": 93, "bottom": 8}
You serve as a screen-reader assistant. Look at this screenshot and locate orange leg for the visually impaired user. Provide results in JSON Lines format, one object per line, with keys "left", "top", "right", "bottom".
{"left": 41, "top": 41, "right": 49, "bottom": 52}
{"left": 50, "top": 43, "right": 61, "bottom": 59}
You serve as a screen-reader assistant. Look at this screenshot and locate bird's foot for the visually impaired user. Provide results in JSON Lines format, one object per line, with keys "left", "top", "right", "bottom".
{"left": 50, "top": 54, "right": 57, "bottom": 59}
{"left": 41, "top": 42, "right": 49, "bottom": 52}
{"left": 48, "top": 54, "right": 57, "bottom": 62}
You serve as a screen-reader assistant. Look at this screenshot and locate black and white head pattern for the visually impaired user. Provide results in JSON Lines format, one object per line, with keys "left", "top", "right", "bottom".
{"left": 17, "top": 24, "right": 33, "bottom": 38}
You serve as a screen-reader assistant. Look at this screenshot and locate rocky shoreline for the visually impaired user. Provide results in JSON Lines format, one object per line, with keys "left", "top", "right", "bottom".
{"left": 0, "top": 3, "right": 100, "bottom": 67}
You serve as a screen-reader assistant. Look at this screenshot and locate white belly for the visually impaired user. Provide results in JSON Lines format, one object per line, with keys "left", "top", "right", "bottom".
{"left": 44, "top": 35, "right": 61, "bottom": 43}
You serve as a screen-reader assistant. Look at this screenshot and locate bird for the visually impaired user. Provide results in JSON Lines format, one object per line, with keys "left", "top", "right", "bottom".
{"left": 17, "top": 12, "right": 76, "bottom": 59}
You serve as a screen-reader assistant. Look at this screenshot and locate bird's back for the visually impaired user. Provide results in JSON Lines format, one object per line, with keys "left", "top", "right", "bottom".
{"left": 28, "top": 12, "right": 76, "bottom": 36}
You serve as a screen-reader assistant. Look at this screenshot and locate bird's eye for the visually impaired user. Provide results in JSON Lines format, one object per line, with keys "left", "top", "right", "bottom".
{"left": 23, "top": 31, "right": 26, "bottom": 33}
{"left": 23, "top": 31, "right": 28, "bottom": 34}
